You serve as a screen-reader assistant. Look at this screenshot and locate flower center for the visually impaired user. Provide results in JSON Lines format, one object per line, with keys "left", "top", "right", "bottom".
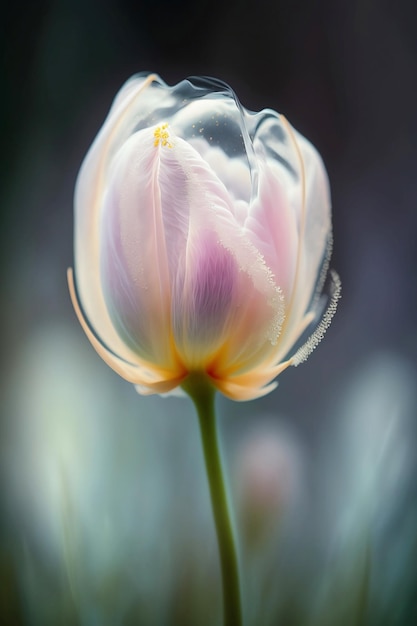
{"left": 153, "top": 123, "right": 172, "bottom": 148}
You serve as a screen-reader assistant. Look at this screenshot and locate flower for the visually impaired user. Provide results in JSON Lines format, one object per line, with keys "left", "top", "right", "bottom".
{"left": 68, "top": 73, "right": 340, "bottom": 401}
{"left": 235, "top": 423, "right": 302, "bottom": 545}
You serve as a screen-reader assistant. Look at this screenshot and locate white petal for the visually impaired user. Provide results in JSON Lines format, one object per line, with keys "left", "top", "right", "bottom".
{"left": 275, "top": 119, "right": 332, "bottom": 360}
{"left": 74, "top": 73, "right": 165, "bottom": 362}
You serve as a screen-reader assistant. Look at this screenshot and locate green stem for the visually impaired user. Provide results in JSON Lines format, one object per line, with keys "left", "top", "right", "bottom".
{"left": 183, "top": 374, "right": 242, "bottom": 626}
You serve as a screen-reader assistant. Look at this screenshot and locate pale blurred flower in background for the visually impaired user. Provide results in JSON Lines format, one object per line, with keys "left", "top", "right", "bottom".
{"left": 233, "top": 420, "right": 304, "bottom": 625}
{"left": 235, "top": 421, "right": 302, "bottom": 547}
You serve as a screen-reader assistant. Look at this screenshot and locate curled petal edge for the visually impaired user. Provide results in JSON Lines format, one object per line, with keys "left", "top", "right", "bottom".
{"left": 291, "top": 270, "right": 342, "bottom": 366}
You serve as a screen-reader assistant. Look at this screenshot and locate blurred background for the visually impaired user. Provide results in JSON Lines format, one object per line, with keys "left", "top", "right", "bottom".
{"left": 1, "top": 1, "right": 416, "bottom": 624}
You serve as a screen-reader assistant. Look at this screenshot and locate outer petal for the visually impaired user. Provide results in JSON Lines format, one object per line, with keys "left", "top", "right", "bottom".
{"left": 67, "top": 269, "right": 187, "bottom": 391}
{"left": 273, "top": 119, "right": 332, "bottom": 362}
{"left": 213, "top": 359, "right": 292, "bottom": 401}
{"left": 245, "top": 111, "right": 332, "bottom": 364}
{"left": 74, "top": 73, "right": 175, "bottom": 364}
{"left": 216, "top": 380, "right": 278, "bottom": 402}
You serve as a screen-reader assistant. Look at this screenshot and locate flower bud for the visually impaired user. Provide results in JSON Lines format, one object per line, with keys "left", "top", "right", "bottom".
{"left": 68, "top": 73, "right": 340, "bottom": 400}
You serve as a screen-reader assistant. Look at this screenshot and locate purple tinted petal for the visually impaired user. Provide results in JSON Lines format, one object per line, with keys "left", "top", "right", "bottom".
{"left": 173, "top": 231, "right": 239, "bottom": 363}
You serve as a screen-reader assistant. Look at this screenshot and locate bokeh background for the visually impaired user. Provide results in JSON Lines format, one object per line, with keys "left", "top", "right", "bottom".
{"left": 1, "top": 1, "right": 417, "bottom": 624}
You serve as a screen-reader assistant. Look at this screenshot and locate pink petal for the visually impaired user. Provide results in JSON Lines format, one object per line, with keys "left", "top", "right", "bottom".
{"left": 100, "top": 127, "right": 176, "bottom": 367}
{"left": 162, "top": 137, "right": 285, "bottom": 373}
{"left": 245, "top": 157, "right": 298, "bottom": 299}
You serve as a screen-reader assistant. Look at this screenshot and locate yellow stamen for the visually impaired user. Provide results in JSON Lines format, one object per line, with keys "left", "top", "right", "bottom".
{"left": 153, "top": 123, "right": 172, "bottom": 148}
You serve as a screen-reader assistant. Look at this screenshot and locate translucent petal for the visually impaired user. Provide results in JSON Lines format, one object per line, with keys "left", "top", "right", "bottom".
{"left": 244, "top": 156, "right": 298, "bottom": 299}
{"left": 214, "top": 379, "right": 278, "bottom": 402}
{"left": 74, "top": 73, "right": 166, "bottom": 363}
{"left": 100, "top": 127, "right": 175, "bottom": 368}
{"left": 211, "top": 358, "right": 291, "bottom": 399}
{"left": 274, "top": 119, "right": 332, "bottom": 361}
{"left": 68, "top": 269, "right": 186, "bottom": 387}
